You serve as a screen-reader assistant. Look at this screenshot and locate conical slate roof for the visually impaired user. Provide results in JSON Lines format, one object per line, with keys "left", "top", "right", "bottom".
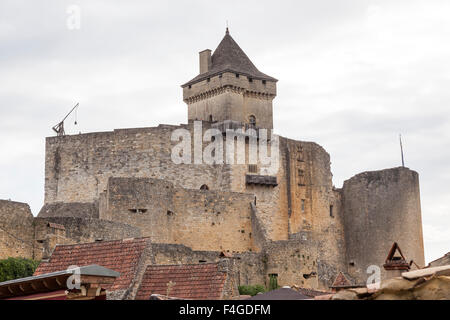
{"left": 182, "top": 29, "right": 277, "bottom": 87}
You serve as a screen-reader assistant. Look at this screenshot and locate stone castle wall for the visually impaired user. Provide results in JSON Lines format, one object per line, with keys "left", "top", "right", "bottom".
{"left": 183, "top": 72, "right": 276, "bottom": 129}
{"left": 44, "top": 124, "right": 232, "bottom": 205}
{"left": 342, "top": 167, "right": 425, "bottom": 284}
{"left": 99, "top": 177, "right": 256, "bottom": 252}
{"left": 0, "top": 199, "right": 141, "bottom": 261}
{"left": 38, "top": 202, "right": 99, "bottom": 219}
{"left": 0, "top": 200, "right": 35, "bottom": 260}
{"left": 1, "top": 118, "right": 424, "bottom": 293}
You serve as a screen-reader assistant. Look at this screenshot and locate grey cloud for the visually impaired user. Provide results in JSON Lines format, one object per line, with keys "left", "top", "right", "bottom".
{"left": 0, "top": 0, "right": 449, "bottom": 263}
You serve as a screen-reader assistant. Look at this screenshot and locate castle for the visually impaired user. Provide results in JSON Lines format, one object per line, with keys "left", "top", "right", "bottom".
{"left": 0, "top": 29, "right": 425, "bottom": 291}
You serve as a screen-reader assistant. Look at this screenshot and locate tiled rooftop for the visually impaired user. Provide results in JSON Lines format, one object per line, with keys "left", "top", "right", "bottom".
{"left": 135, "top": 263, "right": 227, "bottom": 300}
{"left": 34, "top": 238, "right": 149, "bottom": 290}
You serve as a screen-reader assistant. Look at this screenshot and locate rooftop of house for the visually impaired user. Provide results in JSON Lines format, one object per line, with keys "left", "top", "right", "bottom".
{"left": 135, "top": 263, "right": 227, "bottom": 300}
{"left": 34, "top": 237, "right": 150, "bottom": 290}
{"left": 330, "top": 271, "right": 353, "bottom": 289}
{"left": 0, "top": 265, "right": 119, "bottom": 300}
{"left": 247, "top": 287, "right": 310, "bottom": 300}
{"left": 182, "top": 29, "right": 277, "bottom": 87}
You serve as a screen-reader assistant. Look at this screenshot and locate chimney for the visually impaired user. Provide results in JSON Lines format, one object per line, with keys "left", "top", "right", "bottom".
{"left": 199, "top": 49, "right": 212, "bottom": 74}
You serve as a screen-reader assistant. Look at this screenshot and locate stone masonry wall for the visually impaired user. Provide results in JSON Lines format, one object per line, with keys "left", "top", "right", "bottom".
{"left": 183, "top": 72, "right": 276, "bottom": 129}
{"left": 38, "top": 202, "right": 99, "bottom": 219}
{"left": 0, "top": 200, "right": 35, "bottom": 260}
{"left": 44, "top": 123, "right": 232, "bottom": 204}
{"left": 100, "top": 177, "right": 257, "bottom": 252}
{"left": 342, "top": 167, "right": 425, "bottom": 284}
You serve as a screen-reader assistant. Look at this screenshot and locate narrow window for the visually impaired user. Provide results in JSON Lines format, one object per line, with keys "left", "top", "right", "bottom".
{"left": 330, "top": 205, "right": 334, "bottom": 217}
{"left": 128, "top": 209, "right": 147, "bottom": 213}
{"left": 298, "top": 169, "right": 306, "bottom": 186}
{"left": 301, "top": 199, "right": 305, "bottom": 213}
{"left": 249, "top": 115, "right": 256, "bottom": 127}
{"left": 235, "top": 73, "right": 239, "bottom": 78}
{"left": 207, "top": 77, "right": 210, "bottom": 82}
{"left": 248, "top": 164, "right": 257, "bottom": 173}
{"left": 209, "top": 115, "right": 213, "bottom": 122}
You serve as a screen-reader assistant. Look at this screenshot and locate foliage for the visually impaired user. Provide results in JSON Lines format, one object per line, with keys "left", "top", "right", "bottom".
{"left": 0, "top": 257, "right": 40, "bottom": 282}
{"left": 238, "top": 284, "right": 267, "bottom": 296}
{"left": 269, "top": 274, "right": 279, "bottom": 291}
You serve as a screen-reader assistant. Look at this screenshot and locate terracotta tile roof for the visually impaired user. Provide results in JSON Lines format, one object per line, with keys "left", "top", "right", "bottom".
{"left": 34, "top": 238, "right": 149, "bottom": 290}
{"left": 331, "top": 272, "right": 352, "bottom": 288}
{"left": 135, "top": 263, "right": 227, "bottom": 300}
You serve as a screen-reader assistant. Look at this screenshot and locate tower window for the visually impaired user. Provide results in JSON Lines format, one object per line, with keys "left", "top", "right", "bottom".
{"left": 301, "top": 199, "right": 305, "bottom": 213}
{"left": 330, "top": 205, "right": 334, "bottom": 217}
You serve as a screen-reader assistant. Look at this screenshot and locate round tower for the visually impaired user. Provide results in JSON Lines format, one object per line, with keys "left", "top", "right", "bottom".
{"left": 342, "top": 167, "right": 425, "bottom": 284}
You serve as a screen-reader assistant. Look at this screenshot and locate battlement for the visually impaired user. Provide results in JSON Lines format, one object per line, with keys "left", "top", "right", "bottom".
{"left": 183, "top": 72, "right": 277, "bottom": 102}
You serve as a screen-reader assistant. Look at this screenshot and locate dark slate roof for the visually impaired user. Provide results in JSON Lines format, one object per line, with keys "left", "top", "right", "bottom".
{"left": 135, "top": 263, "right": 227, "bottom": 300}
{"left": 294, "top": 287, "right": 331, "bottom": 298}
{"left": 247, "top": 287, "right": 310, "bottom": 300}
{"left": 182, "top": 29, "right": 277, "bottom": 87}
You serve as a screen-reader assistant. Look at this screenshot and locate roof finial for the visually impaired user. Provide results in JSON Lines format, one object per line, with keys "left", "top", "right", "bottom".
{"left": 226, "top": 20, "right": 229, "bottom": 34}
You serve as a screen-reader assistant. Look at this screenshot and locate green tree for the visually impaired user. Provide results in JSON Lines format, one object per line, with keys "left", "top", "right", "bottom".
{"left": 238, "top": 284, "right": 267, "bottom": 296}
{"left": 0, "top": 257, "right": 40, "bottom": 282}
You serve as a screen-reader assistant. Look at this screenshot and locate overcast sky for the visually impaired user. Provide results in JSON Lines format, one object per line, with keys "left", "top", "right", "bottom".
{"left": 0, "top": 0, "right": 449, "bottom": 263}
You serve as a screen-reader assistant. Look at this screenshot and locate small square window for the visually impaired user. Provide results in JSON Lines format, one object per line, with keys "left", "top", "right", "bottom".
{"left": 262, "top": 80, "right": 266, "bottom": 85}
{"left": 248, "top": 77, "right": 253, "bottom": 82}
{"left": 236, "top": 73, "right": 240, "bottom": 78}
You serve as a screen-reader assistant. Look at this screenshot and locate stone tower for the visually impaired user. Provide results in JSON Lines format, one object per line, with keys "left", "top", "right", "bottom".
{"left": 182, "top": 29, "right": 278, "bottom": 130}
